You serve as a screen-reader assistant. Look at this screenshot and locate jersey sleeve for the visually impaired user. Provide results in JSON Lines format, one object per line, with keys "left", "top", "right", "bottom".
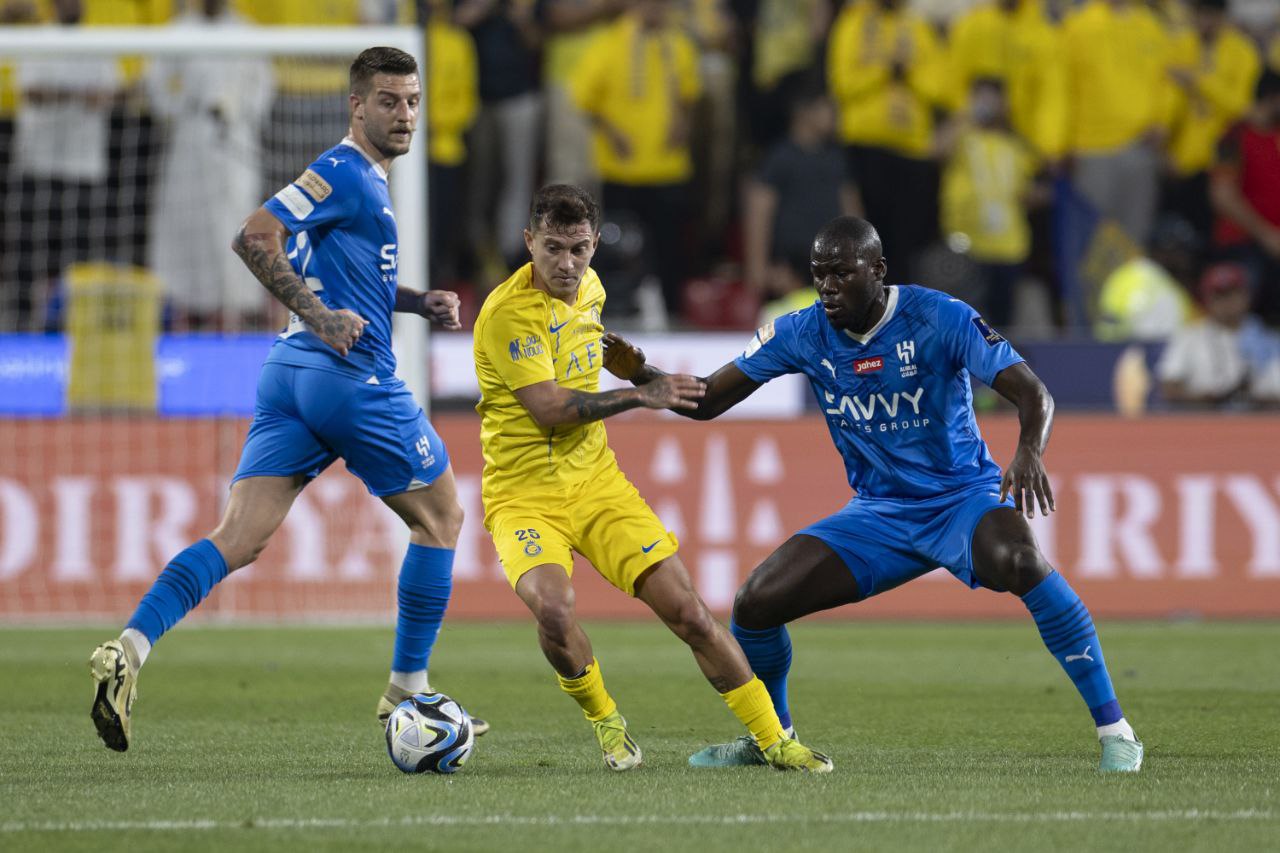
{"left": 733, "top": 312, "right": 802, "bottom": 383}
{"left": 264, "top": 155, "right": 361, "bottom": 234}
{"left": 936, "top": 296, "right": 1024, "bottom": 386}
{"left": 477, "top": 297, "right": 556, "bottom": 392}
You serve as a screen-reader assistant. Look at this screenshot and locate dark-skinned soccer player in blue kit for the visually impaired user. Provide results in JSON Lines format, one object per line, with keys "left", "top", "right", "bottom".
{"left": 602, "top": 216, "right": 1143, "bottom": 772}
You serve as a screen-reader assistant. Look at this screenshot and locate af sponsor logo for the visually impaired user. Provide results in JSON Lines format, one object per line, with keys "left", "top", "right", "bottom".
{"left": 824, "top": 387, "right": 930, "bottom": 433}
{"left": 972, "top": 316, "right": 1004, "bottom": 346}
{"left": 508, "top": 334, "right": 545, "bottom": 361}
{"left": 854, "top": 356, "right": 883, "bottom": 375}
{"left": 415, "top": 435, "right": 436, "bottom": 469}
{"left": 896, "top": 340, "right": 917, "bottom": 377}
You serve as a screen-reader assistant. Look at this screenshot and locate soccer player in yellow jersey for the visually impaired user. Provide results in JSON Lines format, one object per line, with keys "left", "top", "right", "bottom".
{"left": 473, "top": 184, "right": 832, "bottom": 773}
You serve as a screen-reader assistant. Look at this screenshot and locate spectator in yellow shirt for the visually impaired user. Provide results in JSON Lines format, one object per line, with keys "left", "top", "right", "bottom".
{"left": 424, "top": 0, "right": 480, "bottom": 282}
{"left": 947, "top": 0, "right": 1067, "bottom": 165}
{"left": 1063, "top": 0, "right": 1175, "bottom": 246}
{"left": 571, "top": 0, "right": 701, "bottom": 318}
{"left": 744, "top": 0, "right": 832, "bottom": 151}
{"left": 535, "top": 0, "right": 625, "bottom": 192}
{"left": 1163, "top": 0, "right": 1260, "bottom": 239}
{"left": 827, "top": 0, "right": 946, "bottom": 280}
{"left": 938, "top": 77, "right": 1043, "bottom": 327}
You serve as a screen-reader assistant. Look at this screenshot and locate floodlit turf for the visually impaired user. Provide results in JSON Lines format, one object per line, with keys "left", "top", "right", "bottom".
{"left": 2, "top": 621, "right": 1277, "bottom": 852}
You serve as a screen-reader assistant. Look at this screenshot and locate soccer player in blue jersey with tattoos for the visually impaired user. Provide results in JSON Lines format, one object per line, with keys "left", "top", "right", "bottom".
{"left": 88, "top": 47, "right": 486, "bottom": 751}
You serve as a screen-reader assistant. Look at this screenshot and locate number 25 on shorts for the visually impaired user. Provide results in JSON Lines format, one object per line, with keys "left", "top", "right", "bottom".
{"left": 515, "top": 528, "right": 542, "bottom": 557}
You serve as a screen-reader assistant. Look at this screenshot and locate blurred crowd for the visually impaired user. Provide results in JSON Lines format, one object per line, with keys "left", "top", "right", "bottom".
{"left": 2, "top": 0, "right": 1280, "bottom": 407}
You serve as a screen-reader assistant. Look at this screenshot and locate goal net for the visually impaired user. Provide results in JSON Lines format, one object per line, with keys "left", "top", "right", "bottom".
{"left": 0, "top": 25, "right": 431, "bottom": 622}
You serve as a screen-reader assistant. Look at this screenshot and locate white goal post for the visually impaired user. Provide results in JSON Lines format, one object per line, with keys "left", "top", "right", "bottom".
{"left": 0, "top": 24, "right": 432, "bottom": 405}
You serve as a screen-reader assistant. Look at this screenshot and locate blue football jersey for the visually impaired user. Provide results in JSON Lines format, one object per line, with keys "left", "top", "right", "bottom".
{"left": 263, "top": 138, "right": 401, "bottom": 381}
{"left": 734, "top": 285, "right": 1024, "bottom": 500}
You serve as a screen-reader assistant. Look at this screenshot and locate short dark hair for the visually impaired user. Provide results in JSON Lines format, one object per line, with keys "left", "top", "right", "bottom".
{"left": 350, "top": 46, "right": 418, "bottom": 97}
{"left": 813, "top": 216, "right": 882, "bottom": 262}
{"left": 528, "top": 184, "right": 601, "bottom": 234}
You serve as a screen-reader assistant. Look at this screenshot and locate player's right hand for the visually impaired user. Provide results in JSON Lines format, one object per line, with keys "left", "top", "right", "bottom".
{"left": 602, "top": 332, "right": 646, "bottom": 380}
{"left": 640, "top": 374, "right": 705, "bottom": 411}
{"left": 314, "top": 308, "right": 369, "bottom": 356}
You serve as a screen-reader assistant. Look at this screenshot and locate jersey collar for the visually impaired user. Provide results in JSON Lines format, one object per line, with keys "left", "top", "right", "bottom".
{"left": 841, "top": 285, "right": 898, "bottom": 345}
{"left": 340, "top": 136, "right": 388, "bottom": 181}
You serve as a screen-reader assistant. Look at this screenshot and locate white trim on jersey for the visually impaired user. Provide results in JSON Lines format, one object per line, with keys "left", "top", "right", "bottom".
{"left": 842, "top": 285, "right": 899, "bottom": 345}
{"left": 339, "top": 136, "right": 388, "bottom": 181}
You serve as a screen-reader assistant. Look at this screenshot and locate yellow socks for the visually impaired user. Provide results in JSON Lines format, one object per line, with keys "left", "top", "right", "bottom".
{"left": 722, "top": 676, "right": 785, "bottom": 751}
{"left": 557, "top": 657, "right": 618, "bottom": 722}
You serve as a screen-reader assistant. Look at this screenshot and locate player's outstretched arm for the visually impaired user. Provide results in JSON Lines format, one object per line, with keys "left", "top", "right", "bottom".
{"left": 991, "top": 362, "right": 1056, "bottom": 518}
{"left": 395, "top": 287, "right": 462, "bottom": 330}
{"left": 232, "top": 208, "right": 368, "bottom": 355}
{"left": 602, "top": 332, "right": 762, "bottom": 421}
{"left": 513, "top": 375, "right": 705, "bottom": 428}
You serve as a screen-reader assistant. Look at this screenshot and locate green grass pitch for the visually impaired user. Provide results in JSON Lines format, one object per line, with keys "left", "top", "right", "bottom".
{"left": 3, "top": 621, "right": 1277, "bottom": 852}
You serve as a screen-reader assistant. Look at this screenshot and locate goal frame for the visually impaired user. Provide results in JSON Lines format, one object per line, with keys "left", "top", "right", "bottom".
{"left": 0, "top": 24, "right": 432, "bottom": 407}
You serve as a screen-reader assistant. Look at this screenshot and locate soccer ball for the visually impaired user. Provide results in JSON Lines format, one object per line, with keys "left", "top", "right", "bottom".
{"left": 385, "top": 692, "right": 475, "bottom": 774}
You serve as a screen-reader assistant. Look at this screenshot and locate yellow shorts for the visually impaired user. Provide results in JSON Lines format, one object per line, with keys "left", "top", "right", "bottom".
{"left": 484, "top": 465, "right": 679, "bottom": 596}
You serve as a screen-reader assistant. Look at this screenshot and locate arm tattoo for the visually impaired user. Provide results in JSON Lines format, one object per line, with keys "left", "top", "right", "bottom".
{"left": 232, "top": 224, "right": 325, "bottom": 322}
{"left": 565, "top": 388, "right": 642, "bottom": 424}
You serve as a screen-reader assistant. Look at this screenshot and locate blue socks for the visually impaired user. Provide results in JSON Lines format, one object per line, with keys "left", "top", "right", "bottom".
{"left": 1022, "top": 570, "right": 1122, "bottom": 726}
{"left": 125, "top": 539, "right": 229, "bottom": 644}
{"left": 391, "top": 544, "right": 454, "bottom": 675}
{"left": 730, "top": 620, "right": 793, "bottom": 731}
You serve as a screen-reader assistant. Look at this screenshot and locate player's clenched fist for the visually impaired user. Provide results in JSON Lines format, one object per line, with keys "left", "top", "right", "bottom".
{"left": 314, "top": 308, "right": 369, "bottom": 356}
{"left": 639, "top": 374, "right": 706, "bottom": 411}
{"left": 421, "top": 290, "right": 462, "bottom": 330}
{"left": 602, "top": 332, "right": 646, "bottom": 380}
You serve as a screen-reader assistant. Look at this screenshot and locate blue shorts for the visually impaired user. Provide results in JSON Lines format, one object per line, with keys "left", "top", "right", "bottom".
{"left": 798, "top": 483, "right": 1015, "bottom": 600}
{"left": 233, "top": 363, "right": 450, "bottom": 497}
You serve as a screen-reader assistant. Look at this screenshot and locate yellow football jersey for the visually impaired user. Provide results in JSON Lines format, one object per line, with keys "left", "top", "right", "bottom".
{"left": 474, "top": 263, "right": 614, "bottom": 503}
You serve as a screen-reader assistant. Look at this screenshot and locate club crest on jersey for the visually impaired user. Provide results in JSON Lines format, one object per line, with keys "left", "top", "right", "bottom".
{"left": 896, "top": 340, "right": 917, "bottom": 377}
{"left": 972, "top": 316, "right": 1004, "bottom": 346}
{"left": 295, "top": 169, "right": 332, "bottom": 203}
{"left": 854, "top": 356, "right": 883, "bottom": 375}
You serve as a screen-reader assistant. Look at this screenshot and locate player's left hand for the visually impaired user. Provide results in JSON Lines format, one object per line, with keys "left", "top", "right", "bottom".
{"left": 1000, "top": 446, "right": 1055, "bottom": 519}
{"left": 421, "top": 290, "right": 462, "bottom": 330}
{"left": 602, "top": 332, "right": 646, "bottom": 381}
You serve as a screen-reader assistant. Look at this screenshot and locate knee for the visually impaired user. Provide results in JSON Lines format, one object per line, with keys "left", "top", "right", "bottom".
{"left": 667, "top": 599, "right": 719, "bottom": 649}
{"left": 732, "top": 577, "right": 774, "bottom": 631}
{"left": 532, "top": 592, "right": 577, "bottom": 643}
{"left": 990, "top": 544, "right": 1050, "bottom": 596}
{"left": 406, "top": 501, "right": 464, "bottom": 548}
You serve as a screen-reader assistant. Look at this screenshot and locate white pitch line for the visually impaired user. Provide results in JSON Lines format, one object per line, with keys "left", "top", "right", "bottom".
{"left": 2, "top": 810, "right": 1273, "bottom": 834}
